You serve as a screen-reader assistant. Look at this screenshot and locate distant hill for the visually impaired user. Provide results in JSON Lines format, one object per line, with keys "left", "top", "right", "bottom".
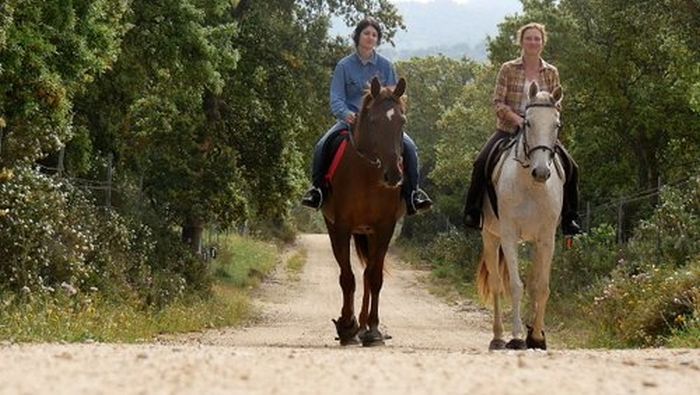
{"left": 329, "top": 0, "right": 522, "bottom": 62}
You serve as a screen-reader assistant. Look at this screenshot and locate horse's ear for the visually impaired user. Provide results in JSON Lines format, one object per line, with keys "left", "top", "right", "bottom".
{"left": 528, "top": 81, "right": 539, "bottom": 100}
{"left": 370, "top": 77, "right": 381, "bottom": 98}
{"left": 551, "top": 85, "right": 563, "bottom": 106}
{"left": 393, "top": 77, "right": 406, "bottom": 98}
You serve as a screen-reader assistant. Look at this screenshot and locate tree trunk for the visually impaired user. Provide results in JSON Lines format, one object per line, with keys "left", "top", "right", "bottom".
{"left": 182, "top": 218, "right": 204, "bottom": 254}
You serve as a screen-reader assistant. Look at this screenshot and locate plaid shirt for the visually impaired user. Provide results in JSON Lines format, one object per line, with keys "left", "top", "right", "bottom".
{"left": 493, "top": 57, "right": 560, "bottom": 133}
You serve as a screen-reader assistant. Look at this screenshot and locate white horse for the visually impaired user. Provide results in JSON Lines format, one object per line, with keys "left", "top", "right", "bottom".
{"left": 477, "top": 82, "right": 565, "bottom": 350}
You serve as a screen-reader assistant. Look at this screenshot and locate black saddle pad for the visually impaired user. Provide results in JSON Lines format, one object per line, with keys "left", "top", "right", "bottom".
{"left": 485, "top": 136, "right": 516, "bottom": 219}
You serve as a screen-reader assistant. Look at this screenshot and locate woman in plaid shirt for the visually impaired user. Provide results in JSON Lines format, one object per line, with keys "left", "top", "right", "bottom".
{"left": 462, "top": 22, "right": 581, "bottom": 236}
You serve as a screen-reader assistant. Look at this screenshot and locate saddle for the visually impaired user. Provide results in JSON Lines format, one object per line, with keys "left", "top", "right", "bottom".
{"left": 323, "top": 130, "right": 350, "bottom": 186}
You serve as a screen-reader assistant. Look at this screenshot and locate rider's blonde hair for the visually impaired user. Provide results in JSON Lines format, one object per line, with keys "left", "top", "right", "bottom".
{"left": 517, "top": 22, "right": 547, "bottom": 47}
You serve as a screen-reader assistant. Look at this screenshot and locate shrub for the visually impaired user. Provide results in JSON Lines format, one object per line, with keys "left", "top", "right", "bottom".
{"left": 0, "top": 166, "right": 208, "bottom": 307}
{"left": 551, "top": 223, "right": 619, "bottom": 296}
{"left": 588, "top": 260, "right": 699, "bottom": 347}
{"left": 584, "top": 177, "right": 700, "bottom": 347}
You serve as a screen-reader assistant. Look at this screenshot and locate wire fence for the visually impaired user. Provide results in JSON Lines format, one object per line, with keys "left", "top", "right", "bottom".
{"left": 34, "top": 150, "right": 222, "bottom": 261}
{"left": 581, "top": 176, "right": 695, "bottom": 244}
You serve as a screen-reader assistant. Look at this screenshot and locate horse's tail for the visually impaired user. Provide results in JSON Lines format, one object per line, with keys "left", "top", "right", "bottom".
{"left": 476, "top": 246, "right": 511, "bottom": 304}
{"left": 353, "top": 234, "right": 369, "bottom": 267}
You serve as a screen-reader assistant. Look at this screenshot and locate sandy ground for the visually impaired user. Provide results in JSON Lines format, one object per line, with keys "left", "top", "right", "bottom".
{"left": 0, "top": 233, "right": 698, "bottom": 395}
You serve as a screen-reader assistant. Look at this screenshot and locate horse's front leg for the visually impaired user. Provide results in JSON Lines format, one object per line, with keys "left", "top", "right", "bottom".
{"left": 361, "top": 227, "right": 394, "bottom": 347}
{"left": 527, "top": 233, "right": 555, "bottom": 349}
{"left": 500, "top": 233, "right": 526, "bottom": 349}
{"left": 327, "top": 224, "right": 359, "bottom": 345}
{"left": 482, "top": 232, "right": 506, "bottom": 350}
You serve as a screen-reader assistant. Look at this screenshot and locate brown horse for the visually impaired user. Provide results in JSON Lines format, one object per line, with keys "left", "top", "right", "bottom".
{"left": 323, "top": 76, "right": 407, "bottom": 347}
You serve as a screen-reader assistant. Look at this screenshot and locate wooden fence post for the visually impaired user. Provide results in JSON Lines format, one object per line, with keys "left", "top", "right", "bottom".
{"left": 106, "top": 153, "right": 113, "bottom": 208}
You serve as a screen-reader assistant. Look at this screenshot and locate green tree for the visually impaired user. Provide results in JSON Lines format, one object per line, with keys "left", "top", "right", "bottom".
{"left": 0, "top": 0, "right": 130, "bottom": 167}
{"left": 430, "top": 64, "right": 497, "bottom": 222}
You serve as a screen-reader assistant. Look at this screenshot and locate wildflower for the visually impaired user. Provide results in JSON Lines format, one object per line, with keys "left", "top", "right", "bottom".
{"left": 60, "top": 282, "right": 78, "bottom": 296}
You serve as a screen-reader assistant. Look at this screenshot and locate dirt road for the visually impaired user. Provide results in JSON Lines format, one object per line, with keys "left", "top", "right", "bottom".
{"left": 0, "top": 234, "right": 698, "bottom": 395}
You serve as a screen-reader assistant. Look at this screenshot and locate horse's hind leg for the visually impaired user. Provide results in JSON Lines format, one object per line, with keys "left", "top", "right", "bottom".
{"left": 527, "top": 235, "right": 555, "bottom": 349}
{"left": 327, "top": 225, "right": 359, "bottom": 345}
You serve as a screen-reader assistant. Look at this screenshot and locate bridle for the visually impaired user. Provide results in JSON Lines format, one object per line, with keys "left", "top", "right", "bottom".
{"left": 348, "top": 126, "right": 382, "bottom": 168}
{"left": 517, "top": 102, "right": 561, "bottom": 165}
{"left": 349, "top": 97, "right": 403, "bottom": 169}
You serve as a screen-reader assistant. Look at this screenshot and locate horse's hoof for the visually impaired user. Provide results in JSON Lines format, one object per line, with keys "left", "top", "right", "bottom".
{"left": 360, "top": 329, "right": 386, "bottom": 347}
{"left": 505, "top": 338, "right": 527, "bottom": 350}
{"left": 338, "top": 335, "right": 360, "bottom": 346}
{"left": 489, "top": 339, "right": 507, "bottom": 350}
{"left": 526, "top": 326, "right": 547, "bottom": 350}
{"left": 332, "top": 317, "right": 359, "bottom": 345}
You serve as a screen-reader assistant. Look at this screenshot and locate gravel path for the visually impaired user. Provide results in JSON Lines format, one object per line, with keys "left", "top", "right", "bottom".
{"left": 0, "top": 233, "right": 698, "bottom": 395}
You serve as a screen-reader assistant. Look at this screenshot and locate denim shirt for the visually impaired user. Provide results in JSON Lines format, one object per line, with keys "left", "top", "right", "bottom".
{"left": 330, "top": 51, "right": 398, "bottom": 122}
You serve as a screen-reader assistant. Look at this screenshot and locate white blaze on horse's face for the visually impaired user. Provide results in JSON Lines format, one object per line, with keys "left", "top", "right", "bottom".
{"left": 386, "top": 108, "right": 395, "bottom": 121}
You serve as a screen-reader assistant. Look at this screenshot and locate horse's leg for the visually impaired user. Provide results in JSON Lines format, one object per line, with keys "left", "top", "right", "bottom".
{"left": 501, "top": 232, "right": 526, "bottom": 350}
{"left": 361, "top": 227, "right": 393, "bottom": 347}
{"left": 527, "top": 233, "right": 555, "bottom": 349}
{"left": 483, "top": 232, "right": 506, "bottom": 350}
{"left": 357, "top": 265, "right": 371, "bottom": 342}
{"left": 327, "top": 224, "right": 359, "bottom": 345}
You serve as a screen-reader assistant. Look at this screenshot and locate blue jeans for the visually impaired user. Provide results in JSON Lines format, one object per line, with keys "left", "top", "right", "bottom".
{"left": 310, "top": 122, "right": 420, "bottom": 198}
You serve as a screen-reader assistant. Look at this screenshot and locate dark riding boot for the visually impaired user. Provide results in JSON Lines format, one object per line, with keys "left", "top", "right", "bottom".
{"left": 463, "top": 160, "right": 485, "bottom": 230}
{"left": 463, "top": 130, "right": 511, "bottom": 230}
{"left": 402, "top": 134, "right": 432, "bottom": 215}
{"left": 557, "top": 143, "right": 582, "bottom": 236}
{"left": 301, "top": 122, "right": 348, "bottom": 210}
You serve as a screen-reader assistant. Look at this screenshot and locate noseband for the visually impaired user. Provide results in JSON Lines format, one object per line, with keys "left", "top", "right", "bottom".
{"left": 348, "top": 129, "right": 382, "bottom": 168}
{"left": 521, "top": 102, "right": 560, "bottom": 161}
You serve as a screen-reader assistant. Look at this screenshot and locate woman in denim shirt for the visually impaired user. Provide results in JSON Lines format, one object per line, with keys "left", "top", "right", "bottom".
{"left": 301, "top": 17, "right": 432, "bottom": 215}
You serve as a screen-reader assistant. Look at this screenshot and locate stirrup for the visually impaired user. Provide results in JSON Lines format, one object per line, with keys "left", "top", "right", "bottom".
{"left": 410, "top": 189, "right": 433, "bottom": 213}
{"left": 562, "top": 219, "right": 581, "bottom": 236}
{"left": 301, "top": 186, "right": 323, "bottom": 209}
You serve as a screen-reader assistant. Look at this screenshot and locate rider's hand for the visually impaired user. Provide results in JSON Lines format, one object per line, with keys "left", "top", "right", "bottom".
{"left": 345, "top": 113, "right": 357, "bottom": 125}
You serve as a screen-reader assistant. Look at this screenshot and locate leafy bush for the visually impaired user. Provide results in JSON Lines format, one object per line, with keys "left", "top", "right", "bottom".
{"left": 551, "top": 224, "right": 619, "bottom": 296}
{"left": 626, "top": 177, "right": 700, "bottom": 268}
{"left": 588, "top": 260, "right": 699, "bottom": 347}
{"left": 0, "top": 166, "right": 207, "bottom": 307}
{"left": 585, "top": 177, "right": 700, "bottom": 346}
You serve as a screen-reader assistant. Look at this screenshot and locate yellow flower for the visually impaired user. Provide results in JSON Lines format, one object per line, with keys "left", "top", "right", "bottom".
{"left": 0, "top": 168, "right": 13, "bottom": 182}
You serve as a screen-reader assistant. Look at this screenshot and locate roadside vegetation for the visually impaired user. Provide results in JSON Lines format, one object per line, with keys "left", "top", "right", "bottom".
{"left": 0, "top": 234, "right": 280, "bottom": 343}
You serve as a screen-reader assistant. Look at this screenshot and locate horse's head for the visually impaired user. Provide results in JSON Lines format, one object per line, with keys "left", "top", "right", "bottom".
{"left": 354, "top": 76, "right": 407, "bottom": 188}
{"left": 523, "top": 81, "right": 563, "bottom": 183}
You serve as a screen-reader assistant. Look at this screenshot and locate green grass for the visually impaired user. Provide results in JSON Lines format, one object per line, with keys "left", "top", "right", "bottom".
{"left": 285, "top": 249, "right": 308, "bottom": 281}
{"left": 0, "top": 284, "right": 249, "bottom": 342}
{"left": 211, "top": 234, "right": 279, "bottom": 288}
{"left": 0, "top": 233, "right": 281, "bottom": 343}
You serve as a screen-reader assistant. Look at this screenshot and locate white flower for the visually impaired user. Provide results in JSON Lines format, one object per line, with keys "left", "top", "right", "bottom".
{"left": 60, "top": 282, "right": 78, "bottom": 295}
